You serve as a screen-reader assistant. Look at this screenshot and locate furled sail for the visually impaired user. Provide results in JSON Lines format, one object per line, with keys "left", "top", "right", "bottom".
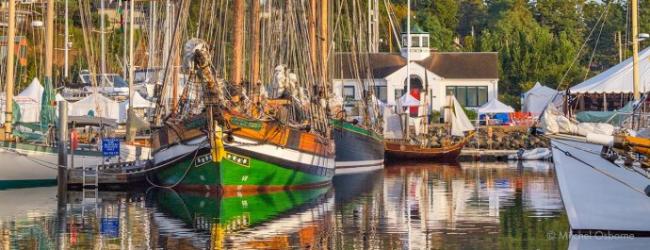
{"left": 446, "top": 95, "right": 475, "bottom": 137}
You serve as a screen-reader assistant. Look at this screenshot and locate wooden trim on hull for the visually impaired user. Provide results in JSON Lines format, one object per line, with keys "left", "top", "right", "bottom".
{"left": 170, "top": 180, "right": 332, "bottom": 197}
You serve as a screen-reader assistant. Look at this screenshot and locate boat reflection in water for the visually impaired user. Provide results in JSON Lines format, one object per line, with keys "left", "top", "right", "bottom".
{"left": 11, "top": 161, "right": 650, "bottom": 249}
{"left": 152, "top": 187, "right": 334, "bottom": 249}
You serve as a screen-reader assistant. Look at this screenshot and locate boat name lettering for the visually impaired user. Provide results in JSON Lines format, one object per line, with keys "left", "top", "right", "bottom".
{"left": 230, "top": 117, "right": 262, "bottom": 130}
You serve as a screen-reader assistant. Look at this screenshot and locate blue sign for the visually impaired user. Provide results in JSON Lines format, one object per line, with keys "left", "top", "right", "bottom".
{"left": 102, "top": 138, "right": 120, "bottom": 157}
{"left": 100, "top": 218, "right": 119, "bottom": 238}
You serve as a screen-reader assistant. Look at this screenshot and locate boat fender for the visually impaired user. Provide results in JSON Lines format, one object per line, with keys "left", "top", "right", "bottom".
{"left": 645, "top": 185, "right": 650, "bottom": 197}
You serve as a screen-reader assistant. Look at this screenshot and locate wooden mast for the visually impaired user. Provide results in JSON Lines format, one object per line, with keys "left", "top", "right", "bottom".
{"left": 320, "top": 0, "right": 329, "bottom": 88}
{"left": 3, "top": 0, "right": 16, "bottom": 139}
{"left": 250, "top": 0, "right": 261, "bottom": 87}
{"left": 632, "top": 0, "right": 640, "bottom": 101}
{"left": 230, "top": 0, "right": 245, "bottom": 103}
{"left": 126, "top": 0, "right": 136, "bottom": 143}
{"left": 308, "top": 0, "right": 318, "bottom": 75}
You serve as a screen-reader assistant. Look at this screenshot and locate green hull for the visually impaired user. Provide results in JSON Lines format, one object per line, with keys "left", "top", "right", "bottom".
{"left": 0, "top": 179, "right": 57, "bottom": 190}
{"left": 154, "top": 149, "right": 332, "bottom": 190}
{"left": 154, "top": 187, "right": 331, "bottom": 231}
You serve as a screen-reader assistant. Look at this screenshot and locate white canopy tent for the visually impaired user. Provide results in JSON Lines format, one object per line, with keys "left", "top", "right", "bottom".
{"left": 397, "top": 93, "right": 421, "bottom": 107}
{"left": 119, "top": 92, "right": 155, "bottom": 123}
{"left": 571, "top": 47, "right": 650, "bottom": 94}
{"left": 478, "top": 98, "right": 515, "bottom": 114}
{"left": 69, "top": 93, "right": 120, "bottom": 120}
{"left": 522, "top": 82, "right": 558, "bottom": 116}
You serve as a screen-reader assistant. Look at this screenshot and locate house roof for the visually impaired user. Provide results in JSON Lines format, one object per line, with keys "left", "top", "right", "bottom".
{"left": 333, "top": 53, "right": 407, "bottom": 79}
{"left": 333, "top": 52, "right": 499, "bottom": 80}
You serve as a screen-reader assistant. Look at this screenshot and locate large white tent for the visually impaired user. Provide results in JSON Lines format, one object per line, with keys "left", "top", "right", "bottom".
{"left": 522, "top": 82, "right": 558, "bottom": 116}
{"left": 571, "top": 47, "right": 650, "bottom": 94}
{"left": 69, "top": 93, "right": 120, "bottom": 120}
{"left": 478, "top": 98, "right": 515, "bottom": 114}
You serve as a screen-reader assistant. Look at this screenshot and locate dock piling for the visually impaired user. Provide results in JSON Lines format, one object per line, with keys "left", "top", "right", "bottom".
{"left": 58, "top": 101, "right": 69, "bottom": 192}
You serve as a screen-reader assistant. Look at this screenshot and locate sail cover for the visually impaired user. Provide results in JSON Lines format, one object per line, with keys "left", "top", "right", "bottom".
{"left": 383, "top": 106, "right": 404, "bottom": 139}
{"left": 447, "top": 95, "right": 475, "bottom": 136}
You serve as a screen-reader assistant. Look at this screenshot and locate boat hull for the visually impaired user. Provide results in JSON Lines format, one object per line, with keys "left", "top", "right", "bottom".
{"left": 384, "top": 135, "right": 471, "bottom": 163}
{"left": 551, "top": 139, "right": 650, "bottom": 234}
{"left": 331, "top": 120, "right": 384, "bottom": 175}
{"left": 0, "top": 142, "right": 149, "bottom": 189}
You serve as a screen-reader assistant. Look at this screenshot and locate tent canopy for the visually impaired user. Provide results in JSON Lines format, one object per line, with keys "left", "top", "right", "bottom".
{"left": 397, "top": 93, "right": 420, "bottom": 107}
{"left": 17, "top": 78, "right": 43, "bottom": 102}
{"left": 571, "top": 47, "right": 650, "bottom": 94}
{"left": 522, "top": 82, "right": 558, "bottom": 116}
{"left": 69, "top": 93, "right": 120, "bottom": 120}
{"left": 478, "top": 98, "right": 515, "bottom": 114}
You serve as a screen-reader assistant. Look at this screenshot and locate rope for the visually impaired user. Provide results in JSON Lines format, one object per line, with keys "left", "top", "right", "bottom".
{"left": 552, "top": 142, "right": 649, "bottom": 197}
{"left": 145, "top": 141, "right": 206, "bottom": 189}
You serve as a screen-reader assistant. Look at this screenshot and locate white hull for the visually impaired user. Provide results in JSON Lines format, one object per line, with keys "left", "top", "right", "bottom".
{"left": 0, "top": 143, "right": 150, "bottom": 182}
{"left": 551, "top": 139, "right": 650, "bottom": 232}
{"left": 334, "top": 159, "right": 384, "bottom": 175}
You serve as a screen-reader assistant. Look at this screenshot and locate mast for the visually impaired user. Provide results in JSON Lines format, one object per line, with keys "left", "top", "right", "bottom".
{"left": 64, "top": 0, "right": 69, "bottom": 79}
{"left": 320, "top": 0, "right": 329, "bottom": 87}
{"left": 100, "top": 0, "right": 107, "bottom": 83}
{"left": 3, "top": 0, "right": 16, "bottom": 137}
{"left": 126, "top": 0, "right": 136, "bottom": 143}
{"left": 308, "top": 0, "right": 318, "bottom": 74}
{"left": 632, "top": 0, "right": 641, "bottom": 101}
{"left": 405, "top": 0, "right": 411, "bottom": 139}
{"left": 230, "top": 0, "right": 245, "bottom": 103}
{"left": 250, "top": 0, "right": 261, "bottom": 87}
{"left": 172, "top": 39, "right": 180, "bottom": 113}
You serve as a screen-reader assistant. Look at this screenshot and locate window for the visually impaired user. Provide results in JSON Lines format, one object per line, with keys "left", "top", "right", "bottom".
{"left": 343, "top": 86, "right": 355, "bottom": 101}
{"left": 374, "top": 86, "right": 387, "bottom": 103}
{"left": 446, "top": 86, "right": 489, "bottom": 108}
{"left": 395, "top": 89, "right": 404, "bottom": 101}
{"left": 411, "top": 36, "right": 420, "bottom": 47}
{"left": 422, "top": 37, "right": 429, "bottom": 48}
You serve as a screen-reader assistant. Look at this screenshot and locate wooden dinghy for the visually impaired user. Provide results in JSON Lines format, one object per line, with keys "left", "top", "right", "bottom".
{"left": 385, "top": 131, "right": 474, "bottom": 162}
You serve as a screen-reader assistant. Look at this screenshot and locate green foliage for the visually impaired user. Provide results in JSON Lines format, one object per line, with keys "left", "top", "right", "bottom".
{"left": 463, "top": 107, "right": 477, "bottom": 121}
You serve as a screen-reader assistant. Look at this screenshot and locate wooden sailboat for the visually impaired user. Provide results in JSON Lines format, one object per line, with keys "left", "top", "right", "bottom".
{"left": 382, "top": 1, "right": 473, "bottom": 163}
{"left": 150, "top": 1, "right": 335, "bottom": 193}
{"left": 384, "top": 95, "right": 475, "bottom": 162}
{"left": 330, "top": 1, "right": 385, "bottom": 175}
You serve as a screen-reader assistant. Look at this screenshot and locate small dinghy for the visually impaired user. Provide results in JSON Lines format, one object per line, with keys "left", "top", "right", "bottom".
{"left": 508, "top": 148, "right": 552, "bottom": 161}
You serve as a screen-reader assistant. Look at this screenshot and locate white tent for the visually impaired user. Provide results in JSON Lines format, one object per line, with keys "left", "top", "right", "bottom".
{"left": 478, "top": 98, "right": 515, "bottom": 114}
{"left": 119, "top": 92, "right": 154, "bottom": 123}
{"left": 69, "top": 93, "right": 120, "bottom": 120}
{"left": 522, "top": 82, "right": 558, "bottom": 116}
{"left": 13, "top": 78, "right": 44, "bottom": 123}
{"left": 397, "top": 93, "right": 420, "bottom": 107}
{"left": 571, "top": 47, "right": 650, "bottom": 94}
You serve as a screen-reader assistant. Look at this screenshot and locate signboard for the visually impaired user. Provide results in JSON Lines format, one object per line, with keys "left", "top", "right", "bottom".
{"left": 102, "top": 138, "right": 120, "bottom": 157}
{"left": 100, "top": 218, "right": 119, "bottom": 238}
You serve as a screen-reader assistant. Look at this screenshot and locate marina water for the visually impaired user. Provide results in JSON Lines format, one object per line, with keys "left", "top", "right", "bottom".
{"left": 0, "top": 162, "right": 569, "bottom": 249}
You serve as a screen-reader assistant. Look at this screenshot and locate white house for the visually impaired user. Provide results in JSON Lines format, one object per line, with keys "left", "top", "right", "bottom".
{"left": 333, "top": 24, "right": 499, "bottom": 115}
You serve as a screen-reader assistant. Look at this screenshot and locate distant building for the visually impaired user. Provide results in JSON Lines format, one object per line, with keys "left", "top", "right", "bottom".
{"left": 333, "top": 24, "right": 499, "bottom": 114}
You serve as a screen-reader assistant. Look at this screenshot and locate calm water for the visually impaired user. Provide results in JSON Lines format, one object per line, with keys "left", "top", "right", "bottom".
{"left": 0, "top": 161, "right": 572, "bottom": 249}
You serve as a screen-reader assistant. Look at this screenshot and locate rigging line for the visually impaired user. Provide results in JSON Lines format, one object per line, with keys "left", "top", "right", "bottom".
{"left": 556, "top": 0, "right": 613, "bottom": 92}
{"left": 584, "top": 3, "right": 612, "bottom": 81}
{"left": 552, "top": 144, "right": 649, "bottom": 197}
